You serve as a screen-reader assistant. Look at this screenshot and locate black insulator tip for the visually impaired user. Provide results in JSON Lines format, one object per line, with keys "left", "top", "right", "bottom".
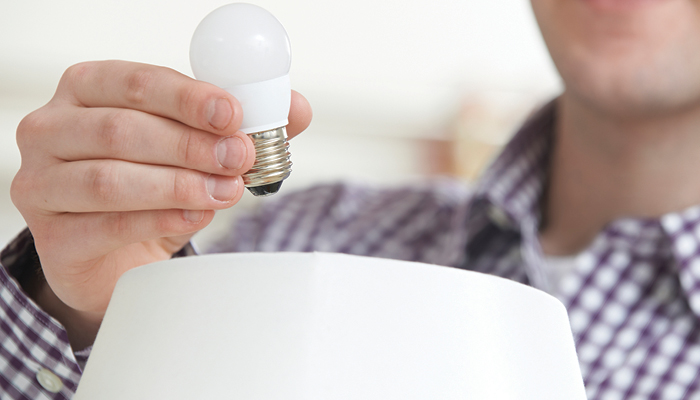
{"left": 247, "top": 181, "right": 284, "bottom": 197}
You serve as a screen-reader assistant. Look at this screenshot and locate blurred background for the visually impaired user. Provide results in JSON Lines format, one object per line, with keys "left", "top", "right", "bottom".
{"left": 0, "top": 0, "right": 561, "bottom": 248}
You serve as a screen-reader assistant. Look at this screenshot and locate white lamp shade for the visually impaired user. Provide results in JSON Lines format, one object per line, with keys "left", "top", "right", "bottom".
{"left": 74, "top": 252, "right": 586, "bottom": 399}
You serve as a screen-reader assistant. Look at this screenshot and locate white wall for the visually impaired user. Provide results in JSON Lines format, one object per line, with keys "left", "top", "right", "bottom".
{"left": 0, "top": 0, "right": 561, "bottom": 246}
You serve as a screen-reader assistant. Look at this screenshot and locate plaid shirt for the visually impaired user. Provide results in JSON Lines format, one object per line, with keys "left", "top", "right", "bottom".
{"left": 2, "top": 101, "right": 700, "bottom": 398}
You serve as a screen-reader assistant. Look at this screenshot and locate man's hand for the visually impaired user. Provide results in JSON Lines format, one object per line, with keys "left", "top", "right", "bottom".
{"left": 10, "top": 60, "right": 312, "bottom": 349}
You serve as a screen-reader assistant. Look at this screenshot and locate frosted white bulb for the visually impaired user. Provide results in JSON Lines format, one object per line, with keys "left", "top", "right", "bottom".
{"left": 190, "top": 3, "right": 291, "bottom": 133}
{"left": 190, "top": 3, "right": 290, "bottom": 88}
{"left": 190, "top": 3, "right": 293, "bottom": 196}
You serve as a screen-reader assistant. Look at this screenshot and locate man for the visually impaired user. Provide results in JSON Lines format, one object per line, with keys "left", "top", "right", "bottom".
{"left": 3, "top": 0, "right": 700, "bottom": 398}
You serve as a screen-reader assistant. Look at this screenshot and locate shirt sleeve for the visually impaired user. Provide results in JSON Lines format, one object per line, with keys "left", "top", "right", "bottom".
{"left": 206, "top": 180, "right": 473, "bottom": 268}
{"left": 0, "top": 228, "right": 82, "bottom": 399}
{"left": 0, "top": 228, "right": 198, "bottom": 399}
{"left": 206, "top": 182, "right": 368, "bottom": 254}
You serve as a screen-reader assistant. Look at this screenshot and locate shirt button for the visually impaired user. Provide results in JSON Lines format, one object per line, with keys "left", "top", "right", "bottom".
{"left": 36, "top": 368, "right": 63, "bottom": 393}
{"left": 487, "top": 205, "right": 512, "bottom": 229}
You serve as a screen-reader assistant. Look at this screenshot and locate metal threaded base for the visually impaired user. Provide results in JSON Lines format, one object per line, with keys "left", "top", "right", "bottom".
{"left": 243, "top": 127, "right": 292, "bottom": 197}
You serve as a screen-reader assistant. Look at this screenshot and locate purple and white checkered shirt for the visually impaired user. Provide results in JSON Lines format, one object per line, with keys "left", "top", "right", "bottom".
{"left": 2, "top": 101, "right": 700, "bottom": 398}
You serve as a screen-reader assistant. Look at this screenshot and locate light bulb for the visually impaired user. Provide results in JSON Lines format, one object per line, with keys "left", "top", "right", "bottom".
{"left": 190, "top": 3, "right": 293, "bottom": 196}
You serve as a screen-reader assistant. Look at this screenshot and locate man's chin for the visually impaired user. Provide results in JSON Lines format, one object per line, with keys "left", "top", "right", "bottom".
{"left": 579, "top": 0, "right": 677, "bottom": 13}
{"left": 567, "top": 81, "right": 700, "bottom": 121}
{"left": 557, "top": 52, "right": 700, "bottom": 120}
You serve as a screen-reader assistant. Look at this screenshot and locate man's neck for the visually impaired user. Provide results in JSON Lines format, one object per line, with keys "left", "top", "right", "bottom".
{"left": 539, "top": 93, "right": 700, "bottom": 255}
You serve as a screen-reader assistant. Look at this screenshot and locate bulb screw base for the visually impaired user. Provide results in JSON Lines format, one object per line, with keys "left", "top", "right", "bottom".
{"left": 243, "top": 127, "right": 292, "bottom": 197}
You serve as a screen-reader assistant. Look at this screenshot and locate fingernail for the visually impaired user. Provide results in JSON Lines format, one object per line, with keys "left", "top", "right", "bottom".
{"left": 207, "top": 175, "right": 238, "bottom": 202}
{"left": 217, "top": 137, "right": 247, "bottom": 170}
{"left": 183, "top": 210, "right": 204, "bottom": 223}
{"left": 208, "top": 98, "right": 233, "bottom": 130}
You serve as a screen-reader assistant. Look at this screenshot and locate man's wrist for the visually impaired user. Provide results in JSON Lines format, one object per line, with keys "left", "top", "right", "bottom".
{"left": 33, "top": 278, "right": 103, "bottom": 351}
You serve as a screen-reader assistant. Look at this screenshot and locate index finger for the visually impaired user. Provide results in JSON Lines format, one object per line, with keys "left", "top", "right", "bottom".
{"left": 55, "top": 60, "right": 243, "bottom": 136}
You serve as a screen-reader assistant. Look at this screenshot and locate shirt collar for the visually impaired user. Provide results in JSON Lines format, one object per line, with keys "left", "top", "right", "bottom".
{"left": 471, "top": 100, "right": 556, "bottom": 227}
{"left": 462, "top": 100, "right": 556, "bottom": 289}
{"left": 659, "top": 205, "right": 700, "bottom": 316}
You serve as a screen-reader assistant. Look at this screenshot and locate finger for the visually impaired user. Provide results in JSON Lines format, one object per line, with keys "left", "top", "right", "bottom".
{"left": 55, "top": 60, "right": 243, "bottom": 136}
{"left": 34, "top": 106, "right": 255, "bottom": 176}
{"left": 287, "top": 90, "right": 313, "bottom": 139}
{"left": 33, "top": 209, "right": 215, "bottom": 276}
{"left": 24, "top": 160, "right": 245, "bottom": 213}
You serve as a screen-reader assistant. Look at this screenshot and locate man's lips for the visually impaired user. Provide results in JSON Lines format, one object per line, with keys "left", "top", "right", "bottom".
{"left": 581, "top": 0, "right": 673, "bottom": 12}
